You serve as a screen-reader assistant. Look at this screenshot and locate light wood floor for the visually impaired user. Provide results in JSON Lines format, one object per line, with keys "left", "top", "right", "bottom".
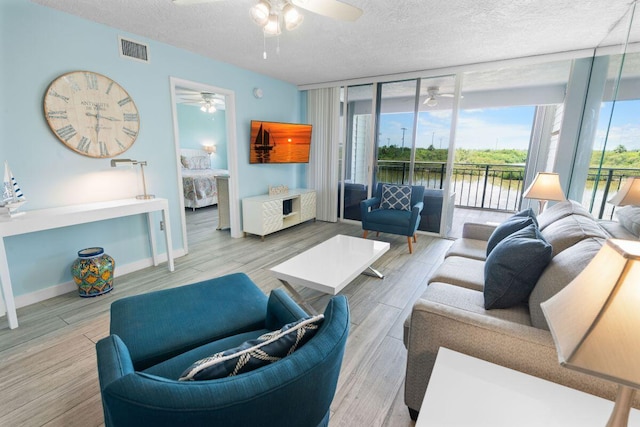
{"left": 0, "top": 206, "right": 452, "bottom": 426}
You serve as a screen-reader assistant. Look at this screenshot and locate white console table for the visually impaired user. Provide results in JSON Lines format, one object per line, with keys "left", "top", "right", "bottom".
{"left": 0, "top": 198, "right": 174, "bottom": 330}
{"left": 242, "top": 189, "right": 316, "bottom": 239}
{"left": 417, "top": 348, "right": 640, "bottom": 426}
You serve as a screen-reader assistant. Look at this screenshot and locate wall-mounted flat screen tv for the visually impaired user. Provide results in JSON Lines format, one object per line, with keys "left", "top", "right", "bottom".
{"left": 250, "top": 120, "right": 313, "bottom": 164}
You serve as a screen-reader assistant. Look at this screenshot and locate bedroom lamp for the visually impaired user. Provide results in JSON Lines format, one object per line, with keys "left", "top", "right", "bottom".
{"left": 541, "top": 239, "right": 640, "bottom": 427}
{"left": 110, "top": 159, "right": 155, "bottom": 200}
{"left": 523, "top": 172, "right": 566, "bottom": 213}
{"left": 608, "top": 177, "right": 640, "bottom": 206}
{"left": 202, "top": 145, "right": 217, "bottom": 155}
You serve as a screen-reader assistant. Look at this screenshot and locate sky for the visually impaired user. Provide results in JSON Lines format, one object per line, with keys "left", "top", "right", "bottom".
{"left": 377, "top": 100, "right": 640, "bottom": 151}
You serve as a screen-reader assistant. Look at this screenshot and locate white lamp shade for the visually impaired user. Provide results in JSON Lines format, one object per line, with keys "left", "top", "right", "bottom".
{"left": 523, "top": 172, "right": 566, "bottom": 201}
{"left": 609, "top": 177, "right": 640, "bottom": 206}
{"left": 250, "top": 1, "right": 270, "bottom": 26}
{"left": 202, "top": 145, "right": 216, "bottom": 154}
{"left": 541, "top": 239, "right": 640, "bottom": 389}
{"left": 263, "top": 14, "right": 281, "bottom": 35}
{"left": 283, "top": 4, "right": 303, "bottom": 30}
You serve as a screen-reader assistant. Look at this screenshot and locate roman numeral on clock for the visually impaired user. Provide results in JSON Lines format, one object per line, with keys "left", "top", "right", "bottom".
{"left": 105, "top": 81, "right": 114, "bottom": 95}
{"left": 118, "top": 97, "right": 132, "bottom": 107}
{"left": 99, "top": 141, "right": 109, "bottom": 157}
{"left": 122, "top": 127, "right": 137, "bottom": 138}
{"left": 48, "top": 90, "right": 69, "bottom": 103}
{"left": 115, "top": 139, "right": 127, "bottom": 151}
{"left": 47, "top": 110, "right": 68, "bottom": 119}
{"left": 77, "top": 136, "right": 91, "bottom": 153}
{"left": 123, "top": 113, "right": 138, "bottom": 122}
{"left": 56, "top": 124, "right": 77, "bottom": 141}
{"left": 64, "top": 76, "right": 81, "bottom": 92}
{"left": 84, "top": 73, "right": 98, "bottom": 90}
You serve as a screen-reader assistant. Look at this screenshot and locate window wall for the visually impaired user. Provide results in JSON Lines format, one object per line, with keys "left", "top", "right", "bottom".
{"left": 333, "top": 0, "right": 639, "bottom": 234}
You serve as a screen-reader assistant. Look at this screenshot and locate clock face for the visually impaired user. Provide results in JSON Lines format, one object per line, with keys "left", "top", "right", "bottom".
{"left": 43, "top": 71, "right": 140, "bottom": 158}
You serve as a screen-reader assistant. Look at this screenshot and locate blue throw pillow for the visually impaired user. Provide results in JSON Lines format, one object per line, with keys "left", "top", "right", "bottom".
{"left": 513, "top": 207, "right": 538, "bottom": 226}
{"left": 179, "top": 314, "right": 324, "bottom": 381}
{"left": 380, "top": 184, "right": 412, "bottom": 211}
{"left": 486, "top": 209, "right": 537, "bottom": 255}
{"left": 484, "top": 224, "right": 552, "bottom": 309}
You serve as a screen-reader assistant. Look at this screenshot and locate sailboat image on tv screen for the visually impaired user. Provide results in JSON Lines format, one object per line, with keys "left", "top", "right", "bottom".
{"left": 1, "top": 161, "right": 27, "bottom": 217}
{"left": 253, "top": 122, "right": 275, "bottom": 163}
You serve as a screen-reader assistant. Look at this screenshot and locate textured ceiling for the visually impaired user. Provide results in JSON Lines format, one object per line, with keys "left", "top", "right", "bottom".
{"left": 29, "top": 0, "right": 636, "bottom": 87}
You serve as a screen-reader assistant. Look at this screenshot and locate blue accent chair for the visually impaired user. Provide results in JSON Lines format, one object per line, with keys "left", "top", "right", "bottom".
{"left": 96, "top": 272, "right": 350, "bottom": 427}
{"left": 361, "top": 183, "right": 425, "bottom": 253}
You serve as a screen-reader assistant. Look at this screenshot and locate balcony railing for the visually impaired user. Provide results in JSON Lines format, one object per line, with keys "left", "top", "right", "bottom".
{"left": 377, "top": 160, "right": 640, "bottom": 219}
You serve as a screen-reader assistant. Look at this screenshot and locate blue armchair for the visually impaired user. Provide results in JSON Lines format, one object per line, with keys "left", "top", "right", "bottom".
{"left": 96, "top": 273, "right": 350, "bottom": 427}
{"left": 361, "top": 183, "right": 425, "bottom": 253}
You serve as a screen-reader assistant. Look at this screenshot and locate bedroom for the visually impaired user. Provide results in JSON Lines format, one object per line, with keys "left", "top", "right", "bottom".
{"left": 175, "top": 84, "right": 230, "bottom": 234}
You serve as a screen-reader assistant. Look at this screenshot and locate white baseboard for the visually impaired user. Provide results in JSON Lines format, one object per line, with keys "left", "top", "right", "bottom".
{"left": 13, "top": 249, "right": 186, "bottom": 309}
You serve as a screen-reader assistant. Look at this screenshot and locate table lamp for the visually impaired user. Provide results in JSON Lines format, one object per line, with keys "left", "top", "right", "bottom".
{"left": 541, "top": 239, "right": 640, "bottom": 427}
{"left": 110, "top": 159, "right": 155, "bottom": 200}
{"left": 608, "top": 177, "right": 640, "bottom": 207}
{"left": 523, "top": 172, "right": 566, "bottom": 213}
{"left": 202, "top": 144, "right": 217, "bottom": 155}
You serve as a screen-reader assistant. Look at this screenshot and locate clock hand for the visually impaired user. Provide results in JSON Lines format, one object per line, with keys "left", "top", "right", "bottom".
{"left": 100, "top": 116, "right": 121, "bottom": 122}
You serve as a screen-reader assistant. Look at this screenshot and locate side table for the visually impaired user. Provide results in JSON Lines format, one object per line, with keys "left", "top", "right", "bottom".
{"left": 416, "top": 347, "right": 640, "bottom": 426}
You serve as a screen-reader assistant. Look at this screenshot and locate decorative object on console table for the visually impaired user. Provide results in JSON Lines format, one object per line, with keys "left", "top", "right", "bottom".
{"left": 523, "top": 172, "right": 566, "bottom": 213}
{"left": 71, "top": 247, "right": 115, "bottom": 297}
{"left": 1, "top": 161, "right": 27, "bottom": 217}
{"left": 542, "top": 239, "right": 640, "bottom": 427}
{"left": 269, "top": 184, "right": 289, "bottom": 196}
{"left": 110, "top": 159, "right": 154, "bottom": 199}
{"left": 609, "top": 176, "right": 640, "bottom": 207}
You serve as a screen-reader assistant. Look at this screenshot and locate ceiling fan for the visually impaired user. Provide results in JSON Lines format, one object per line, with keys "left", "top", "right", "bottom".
{"left": 172, "top": 0, "right": 362, "bottom": 22}
{"left": 172, "top": 0, "right": 362, "bottom": 58}
{"left": 176, "top": 90, "right": 226, "bottom": 113}
{"left": 423, "top": 86, "right": 455, "bottom": 107}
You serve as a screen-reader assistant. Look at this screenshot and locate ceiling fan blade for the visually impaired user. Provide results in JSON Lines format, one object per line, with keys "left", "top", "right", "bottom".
{"left": 171, "top": 0, "right": 223, "bottom": 5}
{"left": 291, "top": 0, "right": 363, "bottom": 22}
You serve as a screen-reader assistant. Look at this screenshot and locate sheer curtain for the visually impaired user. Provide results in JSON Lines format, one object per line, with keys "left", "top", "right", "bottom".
{"left": 307, "top": 87, "right": 340, "bottom": 222}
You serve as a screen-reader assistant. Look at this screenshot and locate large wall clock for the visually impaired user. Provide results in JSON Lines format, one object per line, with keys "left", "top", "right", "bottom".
{"left": 43, "top": 71, "right": 140, "bottom": 158}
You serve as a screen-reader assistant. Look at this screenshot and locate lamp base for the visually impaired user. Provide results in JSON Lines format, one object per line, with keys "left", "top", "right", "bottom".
{"left": 606, "top": 385, "right": 635, "bottom": 427}
{"left": 538, "top": 199, "right": 548, "bottom": 214}
{"left": 136, "top": 194, "right": 155, "bottom": 200}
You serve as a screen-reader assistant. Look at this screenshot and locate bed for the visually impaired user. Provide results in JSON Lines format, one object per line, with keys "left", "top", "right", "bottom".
{"left": 180, "top": 149, "right": 229, "bottom": 210}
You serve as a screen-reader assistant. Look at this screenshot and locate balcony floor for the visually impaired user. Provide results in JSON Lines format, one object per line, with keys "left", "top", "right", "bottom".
{"left": 448, "top": 207, "right": 513, "bottom": 239}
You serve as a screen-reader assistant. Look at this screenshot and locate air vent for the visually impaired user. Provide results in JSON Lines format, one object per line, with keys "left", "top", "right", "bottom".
{"left": 118, "top": 36, "right": 149, "bottom": 63}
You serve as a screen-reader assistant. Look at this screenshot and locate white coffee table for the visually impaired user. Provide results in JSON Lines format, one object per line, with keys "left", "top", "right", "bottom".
{"left": 416, "top": 347, "right": 640, "bottom": 426}
{"left": 270, "top": 235, "right": 390, "bottom": 312}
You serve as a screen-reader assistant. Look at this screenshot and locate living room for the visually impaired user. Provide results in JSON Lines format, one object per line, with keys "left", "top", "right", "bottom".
{"left": 2, "top": 0, "right": 640, "bottom": 426}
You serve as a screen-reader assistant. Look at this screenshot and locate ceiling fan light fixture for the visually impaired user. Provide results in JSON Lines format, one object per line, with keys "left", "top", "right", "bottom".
{"left": 250, "top": 0, "right": 270, "bottom": 26}
{"left": 200, "top": 102, "right": 217, "bottom": 114}
{"left": 424, "top": 97, "right": 438, "bottom": 107}
{"left": 263, "top": 13, "right": 281, "bottom": 35}
{"left": 283, "top": 4, "right": 304, "bottom": 31}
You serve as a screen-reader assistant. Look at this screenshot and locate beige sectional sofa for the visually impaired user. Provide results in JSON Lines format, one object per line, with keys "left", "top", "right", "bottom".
{"left": 403, "top": 200, "right": 640, "bottom": 419}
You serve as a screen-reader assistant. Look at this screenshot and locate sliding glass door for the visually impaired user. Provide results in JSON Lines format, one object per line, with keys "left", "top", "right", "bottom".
{"left": 339, "top": 84, "right": 374, "bottom": 221}
{"left": 340, "top": 76, "right": 458, "bottom": 235}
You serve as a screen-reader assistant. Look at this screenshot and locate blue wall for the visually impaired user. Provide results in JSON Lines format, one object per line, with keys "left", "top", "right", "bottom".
{"left": 1, "top": 0, "right": 306, "bottom": 299}
{"left": 177, "top": 104, "right": 228, "bottom": 170}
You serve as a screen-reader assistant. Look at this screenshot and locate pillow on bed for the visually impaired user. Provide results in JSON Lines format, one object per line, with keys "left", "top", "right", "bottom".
{"left": 182, "top": 155, "right": 211, "bottom": 170}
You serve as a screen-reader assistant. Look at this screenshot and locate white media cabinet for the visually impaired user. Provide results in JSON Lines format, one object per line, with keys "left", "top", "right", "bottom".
{"left": 242, "top": 189, "right": 316, "bottom": 239}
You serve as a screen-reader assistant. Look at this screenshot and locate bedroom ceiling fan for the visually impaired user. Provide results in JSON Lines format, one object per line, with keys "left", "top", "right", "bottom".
{"left": 172, "top": 0, "right": 363, "bottom": 58}
{"left": 423, "top": 86, "right": 455, "bottom": 107}
{"left": 176, "top": 90, "right": 226, "bottom": 113}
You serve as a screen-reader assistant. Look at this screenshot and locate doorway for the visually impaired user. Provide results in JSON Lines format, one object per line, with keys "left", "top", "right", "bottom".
{"left": 169, "top": 77, "right": 240, "bottom": 253}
